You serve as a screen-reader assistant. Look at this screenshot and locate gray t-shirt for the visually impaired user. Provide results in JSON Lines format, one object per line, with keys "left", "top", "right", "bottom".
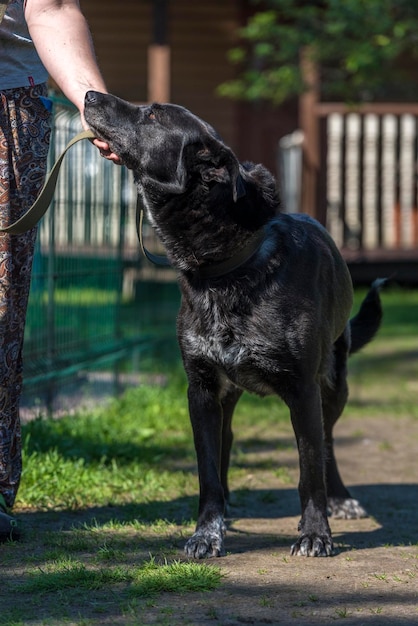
{"left": 0, "top": 0, "right": 48, "bottom": 89}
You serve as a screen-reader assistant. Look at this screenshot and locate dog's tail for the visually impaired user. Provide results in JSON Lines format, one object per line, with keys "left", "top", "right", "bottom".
{"left": 349, "top": 278, "right": 386, "bottom": 355}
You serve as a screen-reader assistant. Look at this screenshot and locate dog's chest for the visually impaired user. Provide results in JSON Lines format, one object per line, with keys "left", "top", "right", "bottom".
{"left": 188, "top": 328, "right": 250, "bottom": 368}
{"left": 180, "top": 300, "right": 277, "bottom": 395}
{"left": 183, "top": 297, "right": 251, "bottom": 366}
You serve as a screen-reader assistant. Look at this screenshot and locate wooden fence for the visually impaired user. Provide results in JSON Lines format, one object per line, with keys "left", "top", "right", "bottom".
{"left": 299, "top": 96, "right": 418, "bottom": 283}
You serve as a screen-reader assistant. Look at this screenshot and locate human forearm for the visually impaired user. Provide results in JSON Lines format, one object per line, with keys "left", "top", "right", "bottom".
{"left": 24, "top": 0, "right": 120, "bottom": 162}
{"left": 25, "top": 0, "right": 107, "bottom": 116}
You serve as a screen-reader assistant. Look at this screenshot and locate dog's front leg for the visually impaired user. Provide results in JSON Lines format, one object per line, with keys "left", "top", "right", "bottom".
{"left": 288, "top": 382, "right": 334, "bottom": 557}
{"left": 184, "top": 383, "right": 226, "bottom": 559}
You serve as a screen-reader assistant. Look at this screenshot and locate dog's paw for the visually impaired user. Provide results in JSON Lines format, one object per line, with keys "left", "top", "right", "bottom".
{"left": 290, "top": 534, "right": 334, "bottom": 557}
{"left": 184, "top": 518, "right": 226, "bottom": 559}
{"left": 327, "top": 497, "right": 368, "bottom": 519}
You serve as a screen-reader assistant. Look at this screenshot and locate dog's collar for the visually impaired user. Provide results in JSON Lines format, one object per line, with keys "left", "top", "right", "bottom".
{"left": 137, "top": 201, "right": 265, "bottom": 279}
{"left": 196, "top": 228, "right": 265, "bottom": 279}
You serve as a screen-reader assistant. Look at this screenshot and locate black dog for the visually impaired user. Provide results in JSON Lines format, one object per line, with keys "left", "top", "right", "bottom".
{"left": 85, "top": 92, "right": 383, "bottom": 558}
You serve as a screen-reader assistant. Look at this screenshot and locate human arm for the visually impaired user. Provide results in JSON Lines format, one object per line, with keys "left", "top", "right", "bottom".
{"left": 24, "top": 0, "right": 120, "bottom": 162}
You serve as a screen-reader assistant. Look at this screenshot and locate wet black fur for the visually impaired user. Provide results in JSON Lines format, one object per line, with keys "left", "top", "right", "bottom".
{"left": 85, "top": 92, "right": 383, "bottom": 558}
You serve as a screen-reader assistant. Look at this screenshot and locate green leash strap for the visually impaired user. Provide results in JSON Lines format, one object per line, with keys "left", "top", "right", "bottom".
{"left": 136, "top": 200, "right": 172, "bottom": 267}
{"left": 0, "top": 129, "right": 95, "bottom": 235}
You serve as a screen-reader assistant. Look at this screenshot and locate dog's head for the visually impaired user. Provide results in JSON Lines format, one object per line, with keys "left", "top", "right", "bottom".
{"left": 84, "top": 91, "right": 247, "bottom": 202}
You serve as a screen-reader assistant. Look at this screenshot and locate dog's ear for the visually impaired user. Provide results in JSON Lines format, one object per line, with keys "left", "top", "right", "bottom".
{"left": 197, "top": 142, "right": 246, "bottom": 202}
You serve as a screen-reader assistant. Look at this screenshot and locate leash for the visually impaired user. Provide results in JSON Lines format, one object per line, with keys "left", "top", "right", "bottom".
{"left": 0, "top": 130, "right": 95, "bottom": 235}
{"left": 136, "top": 198, "right": 171, "bottom": 267}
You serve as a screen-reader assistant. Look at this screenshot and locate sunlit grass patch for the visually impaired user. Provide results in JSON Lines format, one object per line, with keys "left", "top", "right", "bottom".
{"left": 129, "top": 556, "right": 224, "bottom": 597}
{"left": 20, "top": 555, "right": 223, "bottom": 597}
{"left": 20, "top": 556, "right": 130, "bottom": 593}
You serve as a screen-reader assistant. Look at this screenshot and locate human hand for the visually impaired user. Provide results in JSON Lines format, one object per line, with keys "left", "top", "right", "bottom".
{"left": 80, "top": 110, "right": 123, "bottom": 164}
{"left": 92, "top": 137, "right": 123, "bottom": 164}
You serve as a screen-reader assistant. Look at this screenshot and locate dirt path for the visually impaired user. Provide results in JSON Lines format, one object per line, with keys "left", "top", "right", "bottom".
{"left": 138, "top": 413, "right": 418, "bottom": 625}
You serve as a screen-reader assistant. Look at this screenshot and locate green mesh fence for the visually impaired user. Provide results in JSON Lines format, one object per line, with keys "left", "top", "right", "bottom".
{"left": 23, "top": 97, "right": 180, "bottom": 405}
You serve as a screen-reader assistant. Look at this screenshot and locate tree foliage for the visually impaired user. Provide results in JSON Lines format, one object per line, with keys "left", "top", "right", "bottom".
{"left": 218, "top": 0, "right": 418, "bottom": 104}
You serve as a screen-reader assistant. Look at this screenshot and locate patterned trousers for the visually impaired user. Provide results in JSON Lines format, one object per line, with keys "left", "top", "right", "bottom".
{"left": 0, "top": 84, "right": 51, "bottom": 508}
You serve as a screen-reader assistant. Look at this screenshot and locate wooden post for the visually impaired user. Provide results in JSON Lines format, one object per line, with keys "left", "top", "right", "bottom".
{"left": 148, "top": 45, "right": 170, "bottom": 103}
{"left": 148, "top": 0, "right": 170, "bottom": 103}
{"left": 299, "top": 48, "right": 320, "bottom": 218}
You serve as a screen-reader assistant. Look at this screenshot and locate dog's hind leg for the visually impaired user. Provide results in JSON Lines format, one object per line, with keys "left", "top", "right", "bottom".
{"left": 322, "top": 330, "right": 368, "bottom": 519}
{"left": 324, "top": 282, "right": 384, "bottom": 518}
{"left": 288, "top": 381, "right": 334, "bottom": 557}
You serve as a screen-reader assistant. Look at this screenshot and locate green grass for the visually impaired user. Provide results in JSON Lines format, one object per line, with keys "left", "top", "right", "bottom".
{"left": 20, "top": 369, "right": 195, "bottom": 511}
{"left": 1, "top": 286, "right": 417, "bottom": 625}
{"left": 348, "top": 286, "right": 418, "bottom": 417}
{"left": 44, "top": 288, "right": 120, "bottom": 306}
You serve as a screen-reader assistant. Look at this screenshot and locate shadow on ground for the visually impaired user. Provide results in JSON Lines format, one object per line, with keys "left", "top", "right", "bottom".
{"left": 16, "top": 482, "right": 417, "bottom": 553}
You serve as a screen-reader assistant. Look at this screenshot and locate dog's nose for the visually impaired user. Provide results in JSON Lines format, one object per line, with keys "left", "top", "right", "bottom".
{"left": 85, "top": 91, "right": 99, "bottom": 105}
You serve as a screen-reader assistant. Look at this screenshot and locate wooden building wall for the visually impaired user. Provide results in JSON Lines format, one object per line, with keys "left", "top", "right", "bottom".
{"left": 169, "top": 1, "right": 239, "bottom": 147}
{"left": 81, "top": 0, "right": 151, "bottom": 102}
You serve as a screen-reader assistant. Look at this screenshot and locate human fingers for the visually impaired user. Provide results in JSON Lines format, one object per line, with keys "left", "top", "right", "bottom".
{"left": 93, "top": 138, "right": 123, "bottom": 164}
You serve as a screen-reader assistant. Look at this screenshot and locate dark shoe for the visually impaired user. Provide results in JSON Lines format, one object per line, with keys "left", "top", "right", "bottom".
{"left": 0, "top": 496, "right": 21, "bottom": 542}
